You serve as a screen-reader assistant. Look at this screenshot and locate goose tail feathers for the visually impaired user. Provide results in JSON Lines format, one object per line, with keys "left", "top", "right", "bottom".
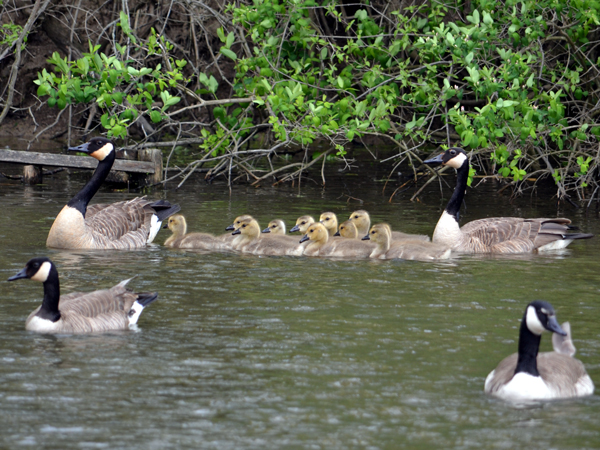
{"left": 128, "top": 292, "right": 159, "bottom": 325}
{"left": 150, "top": 200, "right": 181, "bottom": 222}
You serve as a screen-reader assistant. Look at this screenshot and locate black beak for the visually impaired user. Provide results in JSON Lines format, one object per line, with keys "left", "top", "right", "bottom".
{"left": 547, "top": 315, "right": 567, "bottom": 336}
{"left": 8, "top": 267, "right": 28, "bottom": 281}
{"left": 232, "top": 229, "right": 241, "bottom": 235}
{"left": 299, "top": 235, "right": 309, "bottom": 244}
{"left": 261, "top": 227, "right": 271, "bottom": 233}
{"left": 423, "top": 153, "right": 444, "bottom": 166}
{"left": 290, "top": 225, "right": 300, "bottom": 233}
{"left": 68, "top": 142, "right": 92, "bottom": 154}
{"left": 162, "top": 223, "right": 169, "bottom": 229}
{"left": 333, "top": 231, "right": 340, "bottom": 236}
{"left": 361, "top": 234, "right": 370, "bottom": 241}
{"left": 225, "top": 224, "right": 235, "bottom": 231}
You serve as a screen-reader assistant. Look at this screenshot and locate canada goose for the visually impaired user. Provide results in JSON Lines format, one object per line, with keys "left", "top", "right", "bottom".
{"left": 8, "top": 257, "right": 158, "bottom": 334}
{"left": 289, "top": 215, "right": 315, "bottom": 234}
{"left": 222, "top": 214, "right": 253, "bottom": 245}
{"left": 362, "top": 223, "right": 451, "bottom": 261}
{"left": 484, "top": 300, "right": 594, "bottom": 401}
{"left": 334, "top": 220, "right": 359, "bottom": 239}
{"left": 300, "top": 222, "right": 375, "bottom": 258}
{"left": 262, "top": 219, "right": 287, "bottom": 235}
{"left": 424, "top": 148, "right": 594, "bottom": 252}
{"left": 348, "top": 210, "right": 430, "bottom": 242}
{"left": 46, "top": 137, "right": 180, "bottom": 250}
{"left": 319, "top": 212, "right": 339, "bottom": 237}
{"left": 164, "top": 214, "right": 230, "bottom": 251}
{"left": 231, "top": 217, "right": 304, "bottom": 256}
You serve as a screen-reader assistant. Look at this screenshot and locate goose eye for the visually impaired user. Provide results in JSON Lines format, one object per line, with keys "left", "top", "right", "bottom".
{"left": 450, "top": 149, "right": 456, "bottom": 155}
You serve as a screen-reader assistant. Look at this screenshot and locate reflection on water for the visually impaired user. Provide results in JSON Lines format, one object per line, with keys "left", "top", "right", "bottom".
{"left": 0, "top": 172, "right": 599, "bottom": 449}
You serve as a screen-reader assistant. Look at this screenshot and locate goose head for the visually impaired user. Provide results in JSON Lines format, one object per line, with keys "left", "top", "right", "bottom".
{"left": 299, "top": 222, "right": 329, "bottom": 245}
{"left": 262, "top": 219, "right": 286, "bottom": 235}
{"left": 424, "top": 147, "right": 468, "bottom": 170}
{"left": 524, "top": 300, "right": 567, "bottom": 337}
{"left": 335, "top": 220, "right": 358, "bottom": 238}
{"left": 290, "top": 215, "right": 315, "bottom": 233}
{"left": 348, "top": 210, "right": 371, "bottom": 236}
{"left": 319, "top": 212, "right": 338, "bottom": 236}
{"left": 164, "top": 214, "right": 187, "bottom": 234}
{"left": 226, "top": 214, "right": 254, "bottom": 231}
{"left": 231, "top": 218, "right": 261, "bottom": 240}
{"left": 362, "top": 223, "right": 391, "bottom": 248}
{"left": 8, "top": 257, "right": 55, "bottom": 283}
{"left": 68, "top": 137, "right": 115, "bottom": 161}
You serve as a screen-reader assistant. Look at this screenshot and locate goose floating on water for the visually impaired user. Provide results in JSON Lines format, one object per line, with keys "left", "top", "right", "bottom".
{"left": 8, "top": 257, "right": 158, "bottom": 334}
{"left": 334, "top": 220, "right": 359, "bottom": 239}
{"left": 349, "top": 210, "right": 430, "bottom": 242}
{"left": 262, "top": 219, "right": 287, "bottom": 235}
{"left": 300, "top": 222, "right": 375, "bottom": 258}
{"left": 424, "top": 148, "right": 594, "bottom": 253}
{"left": 46, "top": 137, "right": 180, "bottom": 250}
{"left": 484, "top": 300, "right": 594, "bottom": 401}
{"left": 363, "top": 223, "right": 451, "bottom": 261}
{"left": 231, "top": 217, "right": 304, "bottom": 256}
{"left": 164, "top": 214, "right": 230, "bottom": 251}
{"left": 290, "top": 215, "right": 315, "bottom": 234}
{"left": 319, "top": 212, "right": 339, "bottom": 238}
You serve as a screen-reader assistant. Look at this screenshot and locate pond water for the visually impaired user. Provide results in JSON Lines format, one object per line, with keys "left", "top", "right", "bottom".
{"left": 1, "top": 167, "right": 599, "bottom": 450}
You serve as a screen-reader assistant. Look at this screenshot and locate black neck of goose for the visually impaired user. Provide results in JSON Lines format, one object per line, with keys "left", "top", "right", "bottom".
{"left": 446, "top": 159, "right": 469, "bottom": 221}
{"left": 38, "top": 266, "right": 62, "bottom": 323}
{"left": 67, "top": 151, "right": 115, "bottom": 217}
{"left": 514, "top": 317, "right": 541, "bottom": 376}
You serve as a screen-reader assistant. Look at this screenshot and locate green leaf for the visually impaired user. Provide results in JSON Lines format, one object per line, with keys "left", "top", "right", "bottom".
{"left": 220, "top": 48, "right": 237, "bottom": 60}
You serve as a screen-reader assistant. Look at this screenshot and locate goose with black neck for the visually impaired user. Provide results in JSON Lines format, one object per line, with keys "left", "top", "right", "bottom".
{"left": 424, "top": 147, "right": 593, "bottom": 253}
{"left": 46, "top": 137, "right": 180, "bottom": 250}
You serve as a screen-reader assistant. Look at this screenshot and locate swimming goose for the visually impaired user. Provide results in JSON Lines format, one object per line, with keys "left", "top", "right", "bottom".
{"left": 262, "top": 219, "right": 287, "bottom": 235}
{"left": 484, "top": 300, "right": 594, "bottom": 401}
{"left": 334, "top": 220, "right": 359, "bottom": 239}
{"left": 289, "top": 215, "right": 315, "bottom": 234}
{"left": 232, "top": 217, "right": 304, "bottom": 256}
{"left": 8, "top": 257, "right": 158, "bottom": 334}
{"left": 362, "top": 223, "right": 451, "bottom": 261}
{"left": 300, "top": 222, "right": 375, "bottom": 258}
{"left": 319, "top": 212, "right": 339, "bottom": 237}
{"left": 222, "top": 214, "right": 253, "bottom": 245}
{"left": 424, "top": 148, "right": 594, "bottom": 253}
{"left": 348, "top": 210, "right": 430, "bottom": 242}
{"left": 46, "top": 137, "right": 180, "bottom": 250}
{"left": 164, "top": 214, "right": 230, "bottom": 251}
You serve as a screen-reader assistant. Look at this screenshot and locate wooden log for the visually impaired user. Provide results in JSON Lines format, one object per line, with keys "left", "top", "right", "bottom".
{"left": 138, "top": 148, "right": 163, "bottom": 184}
{"left": 0, "top": 149, "right": 155, "bottom": 173}
{"left": 23, "top": 165, "right": 42, "bottom": 184}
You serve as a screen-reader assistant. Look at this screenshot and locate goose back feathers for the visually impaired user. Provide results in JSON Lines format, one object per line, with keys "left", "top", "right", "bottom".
{"left": 46, "top": 137, "right": 180, "bottom": 250}
{"left": 363, "top": 224, "right": 451, "bottom": 261}
{"left": 424, "top": 148, "right": 593, "bottom": 253}
{"left": 484, "top": 300, "right": 594, "bottom": 401}
{"left": 8, "top": 257, "right": 158, "bottom": 334}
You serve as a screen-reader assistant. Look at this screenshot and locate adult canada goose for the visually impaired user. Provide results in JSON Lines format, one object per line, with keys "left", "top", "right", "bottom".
{"left": 348, "top": 210, "right": 430, "bottom": 242}
{"left": 300, "top": 222, "right": 375, "bottom": 258}
{"left": 262, "top": 219, "right": 287, "bottom": 235}
{"left": 231, "top": 217, "right": 304, "bottom": 256}
{"left": 319, "top": 212, "right": 339, "bottom": 237}
{"left": 164, "top": 214, "right": 230, "bottom": 251}
{"left": 289, "top": 215, "right": 315, "bottom": 234}
{"left": 8, "top": 257, "right": 158, "bottom": 334}
{"left": 362, "top": 223, "right": 451, "bottom": 261}
{"left": 484, "top": 300, "right": 594, "bottom": 401}
{"left": 334, "top": 220, "right": 359, "bottom": 239}
{"left": 46, "top": 137, "right": 180, "bottom": 250}
{"left": 424, "top": 148, "right": 594, "bottom": 253}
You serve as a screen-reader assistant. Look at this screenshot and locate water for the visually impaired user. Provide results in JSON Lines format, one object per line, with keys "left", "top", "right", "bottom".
{"left": 1, "top": 169, "right": 599, "bottom": 449}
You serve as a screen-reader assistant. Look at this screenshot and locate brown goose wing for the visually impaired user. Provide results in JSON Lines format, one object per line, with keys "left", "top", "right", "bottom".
{"left": 536, "top": 352, "right": 590, "bottom": 396}
{"left": 85, "top": 198, "right": 156, "bottom": 248}
{"left": 58, "top": 280, "right": 138, "bottom": 317}
{"left": 484, "top": 353, "right": 518, "bottom": 394}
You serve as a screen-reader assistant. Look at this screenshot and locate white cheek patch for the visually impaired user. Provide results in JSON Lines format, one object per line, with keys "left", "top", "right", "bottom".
{"left": 526, "top": 305, "right": 546, "bottom": 335}
{"left": 31, "top": 261, "right": 52, "bottom": 282}
{"left": 447, "top": 152, "right": 468, "bottom": 169}
{"left": 90, "top": 142, "right": 114, "bottom": 161}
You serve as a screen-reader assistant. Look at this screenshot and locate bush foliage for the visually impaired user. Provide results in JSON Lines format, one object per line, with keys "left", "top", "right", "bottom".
{"left": 30, "top": 0, "right": 600, "bottom": 197}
